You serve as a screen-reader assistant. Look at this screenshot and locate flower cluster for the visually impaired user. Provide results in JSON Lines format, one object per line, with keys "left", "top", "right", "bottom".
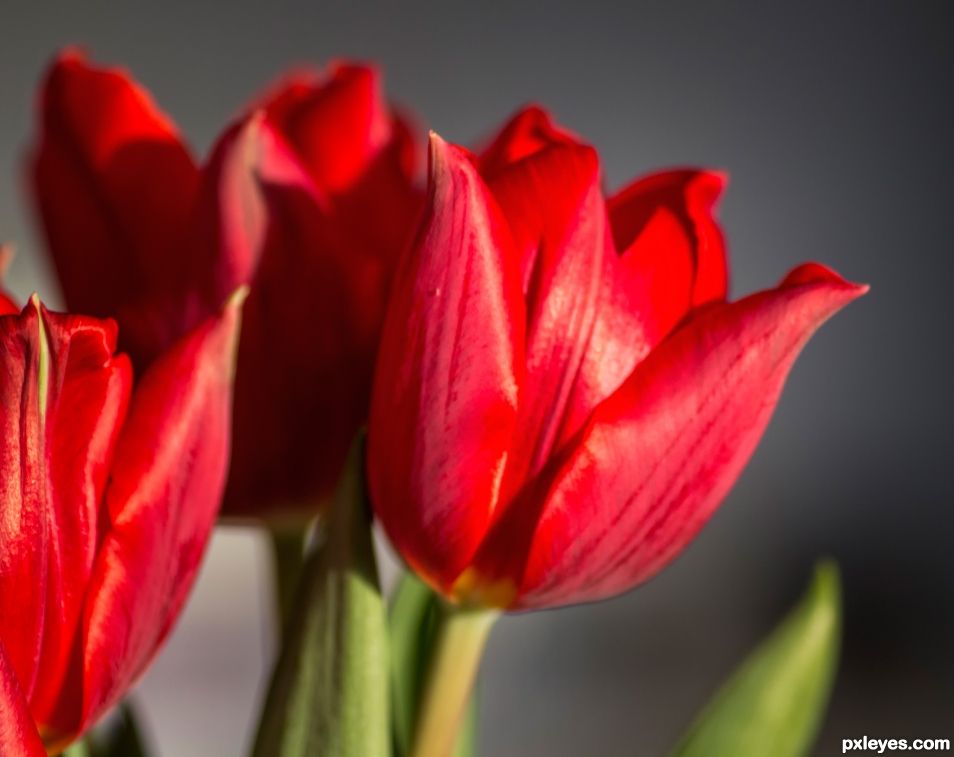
{"left": 0, "top": 49, "right": 863, "bottom": 755}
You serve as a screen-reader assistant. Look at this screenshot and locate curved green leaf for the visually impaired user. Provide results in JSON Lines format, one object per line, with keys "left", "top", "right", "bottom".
{"left": 673, "top": 561, "right": 842, "bottom": 757}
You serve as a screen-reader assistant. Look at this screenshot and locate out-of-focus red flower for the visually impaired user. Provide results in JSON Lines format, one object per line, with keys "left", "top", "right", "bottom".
{"left": 0, "top": 288, "right": 241, "bottom": 752}
{"left": 367, "top": 108, "right": 867, "bottom": 610}
{"left": 30, "top": 50, "right": 421, "bottom": 519}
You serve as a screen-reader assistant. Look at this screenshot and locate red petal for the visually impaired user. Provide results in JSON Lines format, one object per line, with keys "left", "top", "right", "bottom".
{"left": 554, "top": 171, "right": 730, "bottom": 476}
{"left": 77, "top": 295, "right": 242, "bottom": 731}
{"left": 28, "top": 307, "right": 131, "bottom": 731}
{"left": 486, "top": 264, "right": 866, "bottom": 609}
{"left": 554, "top": 249, "right": 657, "bottom": 460}
{"left": 31, "top": 50, "right": 200, "bottom": 369}
{"left": 477, "top": 106, "right": 580, "bottom": 178}
{"left": 0, "top": 642, "right": 44, "bottom": 757}
{"left": 259, "top": 62, "right": 394, "bottom": 194}
{"left": 368, "top": 134, "right": 524, "bottom": 590}
{"left": 609, "top": 170, "right": 728, "bottom": 342}
{"left": 0, "top": 301, "right": 130, "bottom": 728}
{"left": 480, "top": 110, "right": 655, "bottom": 457}
{"left": 483, "top": 139, "right": 615, "bottom": 492}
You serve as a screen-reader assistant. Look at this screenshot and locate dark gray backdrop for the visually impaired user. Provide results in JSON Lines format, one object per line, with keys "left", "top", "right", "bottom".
{"left": 1, "top": 2, "right": 951, "bottom": 755}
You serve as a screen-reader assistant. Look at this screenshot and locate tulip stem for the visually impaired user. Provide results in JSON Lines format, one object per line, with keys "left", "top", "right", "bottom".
{"left": 268, "top": 522, "right": 309, "bottom": 636}
{"left": 410, "top": 601, "right": 499, "bottom": 757}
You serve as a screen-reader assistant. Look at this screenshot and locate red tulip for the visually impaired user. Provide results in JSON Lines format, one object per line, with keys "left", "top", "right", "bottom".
{"left": 30, "top": 50, "right": 421, "bottom": 518}
{"left": 367, "top": 108, "right": 866, "bottom": 610}
{"left": 0, "top": 288, "right": 241, "bottom": 751}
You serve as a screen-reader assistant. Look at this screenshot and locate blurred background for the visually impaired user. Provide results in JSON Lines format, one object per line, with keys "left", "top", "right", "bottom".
{"left": 1, "top": 1, "right": 951, "bottom": 754}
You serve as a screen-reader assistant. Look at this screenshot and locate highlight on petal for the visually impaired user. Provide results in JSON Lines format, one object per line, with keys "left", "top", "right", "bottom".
{"left": 477, "top": 264, "right": 866, "bottom": 609}
{"left": 368, "top": 133, "right": 524, "bottom": 591}
{"left": 0, "top": 642, "right": 45, "bottom": 757}
{"left": 31, "top": 49, "right": 200, "bottom": 369}
{"left": 77, "top": 292, "right": 243, "bottom": 731}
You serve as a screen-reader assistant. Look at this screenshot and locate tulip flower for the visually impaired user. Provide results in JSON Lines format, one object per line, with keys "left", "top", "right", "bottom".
{"left": 31, "top": 50, "right": 421, "bottom": 519}
{"left": 368, "top": 107, "right": 867, "bottom": 612}
{"left": 369, "top": 108, "right": 865, "bottom": 757}
{"left": 0, "top": 287, "right": 241, "bottom": 753}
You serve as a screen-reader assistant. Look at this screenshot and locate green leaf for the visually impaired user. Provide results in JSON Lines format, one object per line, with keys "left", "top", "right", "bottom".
{"left": 389, "top": 573, "right": 479, "bottom": 757}
{"left": 672, "top": 561, "right": 842, "bottom": 757}
{"left": 252, "top": 438, "right": 389, "bottom": 757}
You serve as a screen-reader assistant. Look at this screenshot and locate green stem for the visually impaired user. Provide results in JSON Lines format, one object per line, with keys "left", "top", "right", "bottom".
{"left": 268, "top": 523, "right": 308, "bottom": 635}
{"left": 410, "top": 603, "right": 499, "bottom": 757}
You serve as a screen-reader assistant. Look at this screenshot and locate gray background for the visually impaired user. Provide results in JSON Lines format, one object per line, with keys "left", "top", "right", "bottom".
{"left": 1, "top": 2, "right": 951, "bottom": 755}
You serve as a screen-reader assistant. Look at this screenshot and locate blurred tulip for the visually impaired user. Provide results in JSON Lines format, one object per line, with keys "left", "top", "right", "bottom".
{"left": 0, "top": 289, "right": 242, "bottom": 751}
{"left": 368, "top": 108, "right": 867, "bottom": 611}
{"left": 30, "top": 50, "right": 421, "bottom": 519}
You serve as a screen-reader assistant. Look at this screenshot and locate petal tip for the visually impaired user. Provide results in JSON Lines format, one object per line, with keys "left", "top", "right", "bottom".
{"left": 52, "top": 46, "right": 88, "bottom": 69}
{"left": 514, "top": 103, "right": 556, "bottom": 128}
{"left": 427, "top": 129, "right": 447, "bottom": 151}
{"left": 782, "top": 262, "right": 869, "bottom": 300}
{"left": 707, "top": 169, "right": 730, "bottom": 191}
{"left": 689, "top": 169, "right": 729, "bottom": 207}
{"left": 427, "top": 131, "right": 475, "bottom": 186}
{"left": 328, "top": 58, "right": 381, "bottom": 84}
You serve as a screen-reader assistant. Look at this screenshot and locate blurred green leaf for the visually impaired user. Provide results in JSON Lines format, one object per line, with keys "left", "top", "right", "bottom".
{"left": 390, "top": 573, "right": 478, "bottom": 757}
{"left": 252, "top": 438, "right": 389, "bottom": 757}
{"left": 672, "top": 561, "right": 842, "bottom": 757}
